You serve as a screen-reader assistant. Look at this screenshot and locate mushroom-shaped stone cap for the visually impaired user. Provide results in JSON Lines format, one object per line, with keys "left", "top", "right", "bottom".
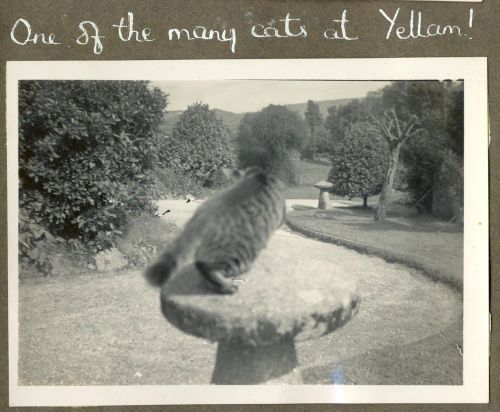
{"left": 314, "top": 180, "right": 333, "bottom": 189}
{"left": 161, "top": 248, "right": 360, "bottom": 346}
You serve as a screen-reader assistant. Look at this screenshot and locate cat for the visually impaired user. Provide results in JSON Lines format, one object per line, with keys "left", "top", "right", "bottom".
{"left": 145, "top": 166, "right": 286, "bottom": 294}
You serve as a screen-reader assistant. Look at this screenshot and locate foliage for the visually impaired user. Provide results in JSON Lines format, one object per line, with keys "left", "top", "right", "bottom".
{"left": 444, "top": 85, "right": 464, "bottom": 157}
{"left": 165, "top": 102, "right": 234, "bottom": 187}
{"left": 18, "top": 80, "right": 168, "bottom": 274}
{"left": 148, "top": 167, "right": 204, "bottom": 199}
{"left": 304, "top": 100, "right": 323, "bottom": 132}
{"left": 369, "top": 109, "right": 421, "bottom": 220}
{"left": 19, "top": 209, "right": 64, "bottom": 275}
{"left": 323, "top": 99, "right": 369, "bottom": 152}
{"left": 303, "top": 100, "right": 322, "bottom": 148}
{"left": 327, "top": 122, "right": 388, "bottom": 206}
{"left": 236, "top": 104, "right": 306, "bottom": 184}
{"left": 379, "top": 81, "right": 464, "bottom": 212}
{"left": 432, "top": 150, "right": 464, "bottom": 219}
{"left": 301, "top": 100, "right": 324, "bottom": 159}
{"left": 301, "top": 127, "right": 330, "bottom": 160}
{"left": 116, "top": 212, "right": 179, "bottom": 269}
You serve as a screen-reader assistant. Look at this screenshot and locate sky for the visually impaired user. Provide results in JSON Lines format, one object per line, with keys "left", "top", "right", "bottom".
{"left": 151, "top": 80, "right": 391, "bottom": 113}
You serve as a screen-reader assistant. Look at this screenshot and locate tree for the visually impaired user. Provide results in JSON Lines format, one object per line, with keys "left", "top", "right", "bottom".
{"left": 380, "top": 81, "right": 464, "bottom": 212}
{"left": 304, "top": 100, "right": 323, "bottom": 146}
{"left": 369, "top": 109, "right": 421, "bottom": 220}
{"left": 327, "top": 122, "right": 388, "bottom": 208}
{"left": 18, "top": 80, "right": 168, "bottom": 271}
{"left": 323, "top": 99, "right": 370, "bottom": 157}
{"left": 236, "top": 104, "right": 305, "bottom": 184}
{"left": 166, "top": 102, "right": 234, "bottom": 187}
{"left": 444, "top": 82, "right": 464, "bottom": 157}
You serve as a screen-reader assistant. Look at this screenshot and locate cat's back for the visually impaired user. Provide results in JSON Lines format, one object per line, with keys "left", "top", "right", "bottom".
{"left": 190, "top": 169, "right": 285, "bottom": 260}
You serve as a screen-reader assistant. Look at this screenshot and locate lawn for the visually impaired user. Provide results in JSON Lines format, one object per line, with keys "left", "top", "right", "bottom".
{"left": 284, "top": 159, "right": 332, "bottom": 199}
{"left": 286, "top": 205, "right": 463, "bottom": 291}
{"left": 18, "top": 225, "right": 462, "bottom": 386}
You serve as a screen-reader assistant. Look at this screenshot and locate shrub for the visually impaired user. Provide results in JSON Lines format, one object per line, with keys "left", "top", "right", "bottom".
{"left": 432, "top": 150, "right": 464, "bottom": 220}
{"left": 165, "top": 102, "right": 234, "bottom": 187}
{"left": 327, "top": 122, "right": 388, "bottom": 207}
{"left": 18, "top": 80, "right": 168, "bottom": 274}
{"left": 236, "top": 104, "right": 305, "bottom": 184}
{"left": 402, "top": 133, "right": 445, "bottom": 212}
{"left": 116, "top": 212, "right": 180, "bottom": 268}
{"left": 149, "top": 167, "right": 205, "bottom": 199}
{"left": 18, "top": 209, "right": 63, "bottom": 275}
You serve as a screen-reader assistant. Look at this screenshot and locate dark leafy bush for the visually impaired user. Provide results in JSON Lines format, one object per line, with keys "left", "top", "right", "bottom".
{"left": 164, "top": 102, "right": 234, "bottom": 187}
{"left": 236, "top": 104, "right": 305, "bottom": 184}
{"left": 380, "top": 81, "right": 464, "bottom": 212}
{"left": 327, "top": 122, "right": 388, "bottom": 207}
{"left": 19, "top": 209, "right": 63, "bottom": 275}
{"left": 19, "top": 80, "right": 167, "bottom": 274}
{"left": 432, "top": 150, "right": 464, "bottom": 220}
{"left": 148, "top": 167, "right": 205, "bottom": 199}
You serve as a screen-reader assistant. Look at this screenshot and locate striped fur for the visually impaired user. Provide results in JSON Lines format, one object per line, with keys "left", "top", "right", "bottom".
{"left": 144, "top": 167, "right": 286, "bottom": 294}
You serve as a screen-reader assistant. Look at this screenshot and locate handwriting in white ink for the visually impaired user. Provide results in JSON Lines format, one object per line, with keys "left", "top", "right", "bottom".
{"left": 379, "top": 8, "right": 469, "bottom": 40}
{"left": 168, "top": 26, "right": 237, "bottom": 53}
{"left": 323, "top": 10, "right": 358, "bottom": 41}
{"left": 113, "top": 12, "right": 154, "bottom": 42}
{"left": 10, "top": 18, "right": 61, "bottom": 45}
{"left": 76, "top": 21, "right": 104, "bottom": 54}
{"left": 251, "top": 13, "right": 307, "bottom": 38}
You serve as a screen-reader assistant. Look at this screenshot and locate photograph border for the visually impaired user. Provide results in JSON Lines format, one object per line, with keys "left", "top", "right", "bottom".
{"left": 6, "top": 57, "right": 489, "bottom": 406}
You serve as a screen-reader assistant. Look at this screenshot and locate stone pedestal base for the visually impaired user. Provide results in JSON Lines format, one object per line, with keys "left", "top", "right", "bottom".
{"left": 211, "top": 339, "right": 302, "bottom": 384}
{"left": 161, "top": 254, "right": 360, "bottom": 384}
{"left": 318, "top": 190, "right": 331, "bottom": 209}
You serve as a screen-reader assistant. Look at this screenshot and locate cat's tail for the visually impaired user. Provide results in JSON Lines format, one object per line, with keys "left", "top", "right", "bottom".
{"left": 144, "top": 252, "right": 178, "bottom": 287}
{"left": 144, "top": 234, "right": 197, "bottom": 287}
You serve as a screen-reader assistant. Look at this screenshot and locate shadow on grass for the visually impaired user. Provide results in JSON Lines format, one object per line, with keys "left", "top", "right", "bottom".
{"left": 301, "top": 321, "right": 463, "bottom": 385}
{"left": 309, "top": 207, "right": 461, "bottom": 234}
{"left": 340, "top": 220, "right": 462, "bottom": 234}
{"left": 290, "top": 204, "right": 315, "bottom": 211}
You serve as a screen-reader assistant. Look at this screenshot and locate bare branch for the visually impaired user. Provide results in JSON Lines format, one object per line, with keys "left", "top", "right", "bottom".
{"left": 369, "top": 113, "right": 397, "bottom": 144}
{"left": 401, "top": 114, "right": 419, "bottom": 139}
{"left": 402, "top": 126, "right": 422, "bottom": 144}
{"left": 391, "top": 108, "right": 402, "bottom": 137}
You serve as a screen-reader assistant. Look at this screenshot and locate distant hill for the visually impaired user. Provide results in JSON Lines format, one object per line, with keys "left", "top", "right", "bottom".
{"left": 159, "top": 109, "right": 244, "bottom": 137}
{"left": 212, "top": 109, "right": 246, "bottom": 136}
{"left": 159, "top": 98, "right": 357, "bottom": 137}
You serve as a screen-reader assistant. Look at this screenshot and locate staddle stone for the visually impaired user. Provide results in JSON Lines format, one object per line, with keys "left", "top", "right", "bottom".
{"left": 161, "top": 254, "right": 359, "bottom": 346}
{"left": 314, "top": 180, "right": 333, "bottom": 209}
{"left": 314, "top": 180, "right": 334, "bottom": 190}
{"left": 159, "top": 247, "right": 359, "bottom": 383}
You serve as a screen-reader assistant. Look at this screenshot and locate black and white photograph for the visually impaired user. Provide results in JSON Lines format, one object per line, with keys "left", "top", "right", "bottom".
{"left": 7, "top": 59, "right": 488, "bottom": 405}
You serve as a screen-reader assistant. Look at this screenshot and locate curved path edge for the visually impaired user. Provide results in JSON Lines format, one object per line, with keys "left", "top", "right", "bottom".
{"left": 285, "top": 218, "right": 463, "bottom": 295}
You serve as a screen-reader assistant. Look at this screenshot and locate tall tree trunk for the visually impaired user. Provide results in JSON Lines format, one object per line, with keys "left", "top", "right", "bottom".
{"left": 375, "top": 144, "right": 401, "bottom": 221}
{"left": 362, "top": 195, "right": 368, "bottom": 208}
{"left": 369, "top": 110, "right": 420, "bottom": 221}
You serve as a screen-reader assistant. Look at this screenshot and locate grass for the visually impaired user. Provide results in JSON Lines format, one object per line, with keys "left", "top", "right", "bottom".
{"left": 286, "top": 205, "right": 463, "bottom": 291}
{"left": 284, "top": 159, "right": 332, "bottom": 199}
{"left": 19, "top": 220, "right": 463, "bottom": 386}
{"left": 301, "top": 319, "right": 463, "bottom": 385}
{"left": 18, "top": 268, "right": 218, "bottom": 385}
